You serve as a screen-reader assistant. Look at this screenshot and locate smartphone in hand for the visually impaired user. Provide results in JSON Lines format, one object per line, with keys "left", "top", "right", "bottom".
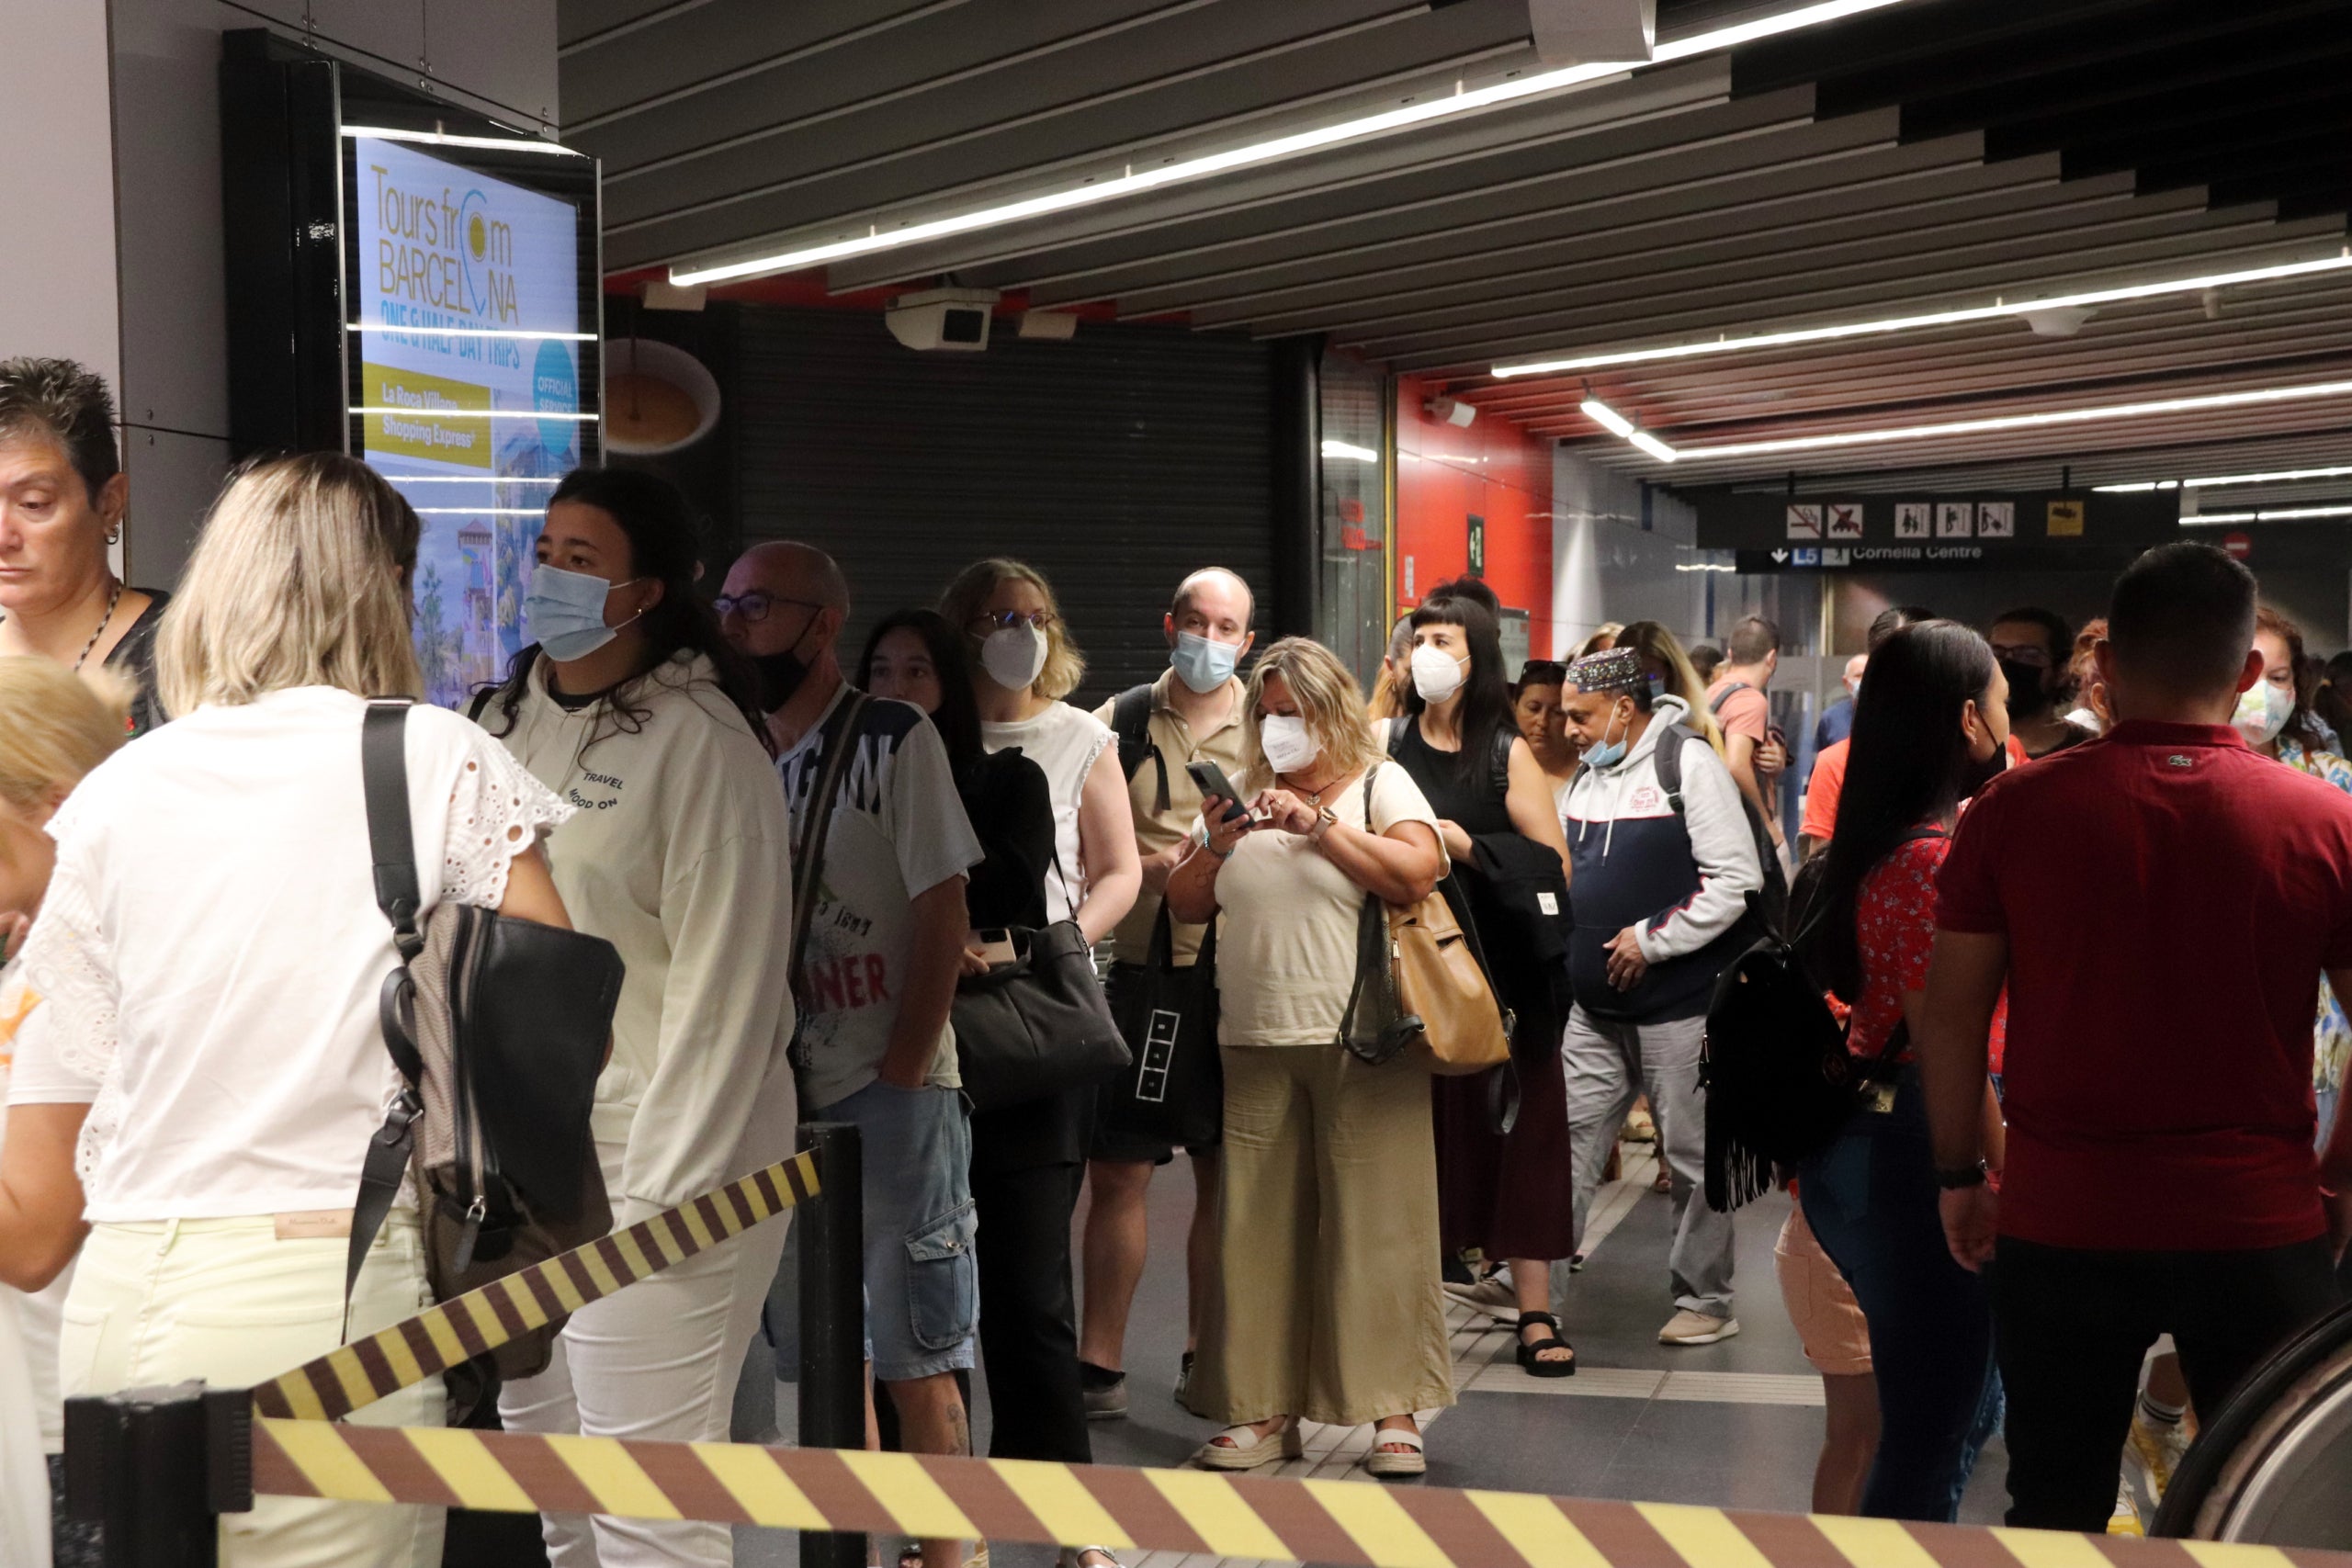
{"left": 1185, "top": 759, "right": 1251, "bottom": 824}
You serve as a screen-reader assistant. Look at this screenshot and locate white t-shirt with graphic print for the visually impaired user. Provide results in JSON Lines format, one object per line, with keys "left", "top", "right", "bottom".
{"left": 780, "top": 684, "right": 982, "bottom": 1111}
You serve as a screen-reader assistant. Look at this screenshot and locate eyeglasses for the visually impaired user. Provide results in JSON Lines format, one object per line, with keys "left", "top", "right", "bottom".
{"left": 967, "top": 609, "right": 1057, "bottom": 635}
{"left": 714, "top": 591, "right": 824, "bottom": 625}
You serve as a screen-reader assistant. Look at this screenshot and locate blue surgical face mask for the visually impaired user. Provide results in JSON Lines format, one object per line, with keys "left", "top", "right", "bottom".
{"left": 1646, "top": 671, "right": 1665, "bottom": 699}
{"left": 525, "top": 563, "right": 646, "bottom": 662}
{"left": 1585, "top": 702, "right": 1631, "bottom": 769}
{"left": 1170, "top": 632, "right": 1241, "bottom": 694}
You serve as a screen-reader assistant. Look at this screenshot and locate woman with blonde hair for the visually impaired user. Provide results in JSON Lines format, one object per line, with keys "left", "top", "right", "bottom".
{"left": 0, "top": 658, "right": 130, "bottom": 1568}
{"left": 1617, "top": 620, "right": 1727, "bottom": 757}
{"left": 1167, "top": 637, "right": 1451, "bottom": 1479}
{"left": 939, "top": 558, "right": 1139, "bottom": 942}
{"left": 4, "top": 453, "right": 574, "bottom": 1568}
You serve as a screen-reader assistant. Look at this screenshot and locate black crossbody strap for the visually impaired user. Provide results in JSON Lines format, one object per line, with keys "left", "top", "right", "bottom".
{"left": 789, "top": 691, "right": 869, "bottom": 999}
{"left": 352, "top": 700, "right": 427, "bottom": 1324}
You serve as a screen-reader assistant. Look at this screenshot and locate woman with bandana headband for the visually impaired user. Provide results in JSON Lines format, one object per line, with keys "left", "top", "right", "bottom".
{"left": 483, "top": 468, "right": 801, "bottom": 1568}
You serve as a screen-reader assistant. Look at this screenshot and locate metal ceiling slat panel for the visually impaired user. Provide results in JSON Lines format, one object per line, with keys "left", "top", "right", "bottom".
{"left": 1374, "top": 214, "right": 2344, "bottom": 371}
{"left": 823, "top": 60, "right": 1739, "bottom": 291}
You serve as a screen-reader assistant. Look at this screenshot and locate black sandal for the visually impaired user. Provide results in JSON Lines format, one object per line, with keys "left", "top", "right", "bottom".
{"left": 1517, "top": 1311, "right": 1577, "bottom": 1378}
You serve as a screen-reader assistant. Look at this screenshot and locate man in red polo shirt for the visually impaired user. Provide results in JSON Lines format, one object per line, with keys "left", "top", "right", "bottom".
{"left": 1919, "top": 542, "right": 2352, "bottom": 1531}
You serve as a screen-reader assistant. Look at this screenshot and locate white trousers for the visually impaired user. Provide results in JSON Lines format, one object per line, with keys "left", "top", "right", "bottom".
{"left": 500, "top": 1209, "right": 790, "bottom": 1568}
{"left": 62, "top": 1212, "right": 444, "bottom": 1568}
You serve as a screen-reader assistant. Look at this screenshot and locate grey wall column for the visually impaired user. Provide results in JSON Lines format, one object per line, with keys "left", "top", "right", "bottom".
{"left": 1269, "top": 334, "right": 1323, "bottom": 640}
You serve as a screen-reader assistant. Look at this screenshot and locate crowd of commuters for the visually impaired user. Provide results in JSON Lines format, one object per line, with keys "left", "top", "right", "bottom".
{"left": 8, "top": 349, "right": 2352, "bottom": 1567}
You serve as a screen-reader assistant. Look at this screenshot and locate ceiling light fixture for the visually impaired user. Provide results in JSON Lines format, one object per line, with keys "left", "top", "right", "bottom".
{"left": 669, "top": 0, "right": 1921, "bottom": 289}
{"left": 1582, "top": 397, "right": 1681, "bottom": 461}
{"left": 2182, "top": 504, "right": 2352, "bottom": 525}
{"left": 2096, "top": 463, "right": 2352, "bottom": 492}
{"left": 1629, "top": 431, "right": 1680, "bottom": 463}
{"left": 1321, "top": 438, "right": 1380, "bottom": 463}
{"left": 1662, "top": 378, "right": 2352, "bottom": 462}
{"left": 1489, "top": 252, "right": 2352, "bottom": 378}
{"left": 342, "top": 126, "right": 583, "bottom": 157}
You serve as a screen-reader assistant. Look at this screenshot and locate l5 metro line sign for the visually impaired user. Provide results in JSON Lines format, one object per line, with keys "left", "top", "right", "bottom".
{"left": 1692, "top": 488, "right": 2179, "bottom": 562}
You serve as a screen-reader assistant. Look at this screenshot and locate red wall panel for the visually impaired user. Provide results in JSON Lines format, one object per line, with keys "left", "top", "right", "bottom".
{"left": 1395, "top": 374, "right": 1557, "bottom": 658}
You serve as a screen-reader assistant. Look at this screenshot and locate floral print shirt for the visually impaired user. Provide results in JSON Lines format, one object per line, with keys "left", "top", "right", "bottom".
{"left": 2280, "top": 739, "right": 2352, "bottom": 1093}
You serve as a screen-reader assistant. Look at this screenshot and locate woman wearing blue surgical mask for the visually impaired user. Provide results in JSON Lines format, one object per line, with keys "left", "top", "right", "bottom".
{"left": 475, "top": 469, "right": 800, "bottom": 1568}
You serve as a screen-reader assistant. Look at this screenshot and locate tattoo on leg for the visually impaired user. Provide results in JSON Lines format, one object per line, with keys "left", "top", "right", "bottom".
{"left": 947, "top": 1398, "right": 971, "bottom": 1457}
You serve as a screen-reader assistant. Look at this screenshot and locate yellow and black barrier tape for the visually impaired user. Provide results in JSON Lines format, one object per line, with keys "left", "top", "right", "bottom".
{"left": 252, "top": 1418, "right": 2346, "bottom": 1568}
{"left": 252, "top": 1150, "right": 820, "bottom": 1423}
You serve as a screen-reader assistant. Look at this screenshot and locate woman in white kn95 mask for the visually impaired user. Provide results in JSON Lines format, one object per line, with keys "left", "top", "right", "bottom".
{"left": 1162, "top": 635, "right": 1453, "bottom": 1480}
{"left": 944, "top": 558, "right": 1140, "bottom": 947}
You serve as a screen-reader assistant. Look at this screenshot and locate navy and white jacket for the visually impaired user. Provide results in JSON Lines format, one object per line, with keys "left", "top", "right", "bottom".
{"left": 1561, "top": 694, "right": 1765, "bottom": 1022}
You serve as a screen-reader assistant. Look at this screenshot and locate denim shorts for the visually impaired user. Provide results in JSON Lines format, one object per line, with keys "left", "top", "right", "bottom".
{"left": 813, "top": 1077, "right": 978, "bottom": 1382}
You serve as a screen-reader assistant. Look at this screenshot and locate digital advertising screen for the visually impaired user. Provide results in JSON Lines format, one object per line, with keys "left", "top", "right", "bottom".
{"left": 348, "top": 134, "right": 594, "bottom": 708}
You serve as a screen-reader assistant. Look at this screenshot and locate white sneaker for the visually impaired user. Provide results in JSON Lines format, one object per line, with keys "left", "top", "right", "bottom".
{"left": 1658, "top": 1309, "right": 1740, "bottom": 1345}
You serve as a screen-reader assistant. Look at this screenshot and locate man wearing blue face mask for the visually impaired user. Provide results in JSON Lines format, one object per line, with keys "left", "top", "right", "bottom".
{"left": 1080, "top": 568, "right": 1257, "bottom": 1417}
{"left": 1557, "top": 648, "right": 1765, "bottom": 1347}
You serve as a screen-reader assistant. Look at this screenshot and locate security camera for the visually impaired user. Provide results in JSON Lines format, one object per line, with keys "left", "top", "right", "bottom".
{"left": 1427, "top": 396, "right": 1478, "bottom": 427}
{"left": 886, "top": 288, "right": 1001, "bottom": 352}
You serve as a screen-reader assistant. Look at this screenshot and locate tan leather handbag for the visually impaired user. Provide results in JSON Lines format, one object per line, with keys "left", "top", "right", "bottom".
{"left": 1338, "top": 764, "right": 1514, "bottom": 1077}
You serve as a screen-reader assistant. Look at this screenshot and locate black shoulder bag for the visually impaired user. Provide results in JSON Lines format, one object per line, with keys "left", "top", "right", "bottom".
{"left": 353, "top": 701, "right": 625, "bottom": 1389}
{"left": 953, "top": 843, "right": 1133, "bottom": 1112}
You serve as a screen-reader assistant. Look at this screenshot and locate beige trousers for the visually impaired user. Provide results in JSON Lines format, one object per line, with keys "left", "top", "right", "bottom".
{"left": 1191, "top": 1044, "right": 1454, "bottom": 1427}
{"left": 63, "top": 1211, "right": 444, "bottom": 1568}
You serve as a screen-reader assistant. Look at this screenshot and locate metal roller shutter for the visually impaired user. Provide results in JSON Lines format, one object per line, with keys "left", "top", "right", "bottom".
{"left": 731, "top": 305, "right": 1273, "bottom": 706}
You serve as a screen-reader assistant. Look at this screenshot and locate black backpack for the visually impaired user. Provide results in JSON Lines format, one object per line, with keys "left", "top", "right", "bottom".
{"left": 1698, "top": 829, "right": 1941, "bottom": 1213}
{"left": 1652, "top": 719, "right": 1789, "bottom": 933}
{"left": 1110, "top": 682, "right": 1169, "bottom": 813}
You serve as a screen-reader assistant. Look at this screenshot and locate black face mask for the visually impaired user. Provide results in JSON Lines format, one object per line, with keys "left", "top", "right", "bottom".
{"left": 1998, "top": 658, "right": 2051, "bottom": 718}
{"left": 1960, "top": 735, "right": 2008, "bottom": 799}
{"left": 751, "top": 608, "right": 821, "bottom": 713}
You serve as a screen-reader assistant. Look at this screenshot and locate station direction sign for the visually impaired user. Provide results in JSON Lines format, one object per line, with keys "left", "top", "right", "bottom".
{"left": 1696, "top": 489, "right": 2178, "bottom": 573}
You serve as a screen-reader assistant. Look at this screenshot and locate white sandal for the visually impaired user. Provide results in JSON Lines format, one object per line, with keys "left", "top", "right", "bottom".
{"left": 1363, "top": 1425, "right": 1426, "bottom": 1479}
{"left": 1192, "top": 1421, "right": 1304, "bottom": 1471}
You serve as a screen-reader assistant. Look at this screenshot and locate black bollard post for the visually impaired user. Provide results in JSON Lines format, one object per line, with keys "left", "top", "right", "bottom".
{"left": 797, "top": 1120, "right": 866, "bottom": 1568}
{"left": 62, "top": 1381, "right": 251, "bottom": 1568}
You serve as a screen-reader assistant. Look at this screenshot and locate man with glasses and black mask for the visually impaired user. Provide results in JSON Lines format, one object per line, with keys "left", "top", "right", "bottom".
{"left": 1988, "top": 607, "right": 2095, "bottom": 761}
{"left": 719, "top": 543, "right": 985, "bottom": 1568}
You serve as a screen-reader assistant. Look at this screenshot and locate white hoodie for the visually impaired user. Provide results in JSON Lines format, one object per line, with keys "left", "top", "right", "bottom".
{"left": 489, "top": 652, "right": 797, "bottom": 1213}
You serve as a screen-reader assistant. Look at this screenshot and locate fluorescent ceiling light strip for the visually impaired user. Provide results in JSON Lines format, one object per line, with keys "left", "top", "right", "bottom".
{"left": 2097, "top": 463, "right": 2352, "bottom": 492}
{"left": 1629, "top": 431, "right": 1679, "bottom": 463}
{"left": 1492, "top": 253, "right": 2352, "bottom": 377}
{"left": 670, "top": 0, "right": 1917, "bottom": 288}
{"left": 349, "top": 407, "right": 601, "bottom": 421}
{"left": 1671, "top": 379, "right": 2352, "bottom": 461}
{"left": 343, "top": 126, "right": 583, "bottom": 157}
{"left": 1675, "top": 561, "right": 1736, "bottom": 571}
{"left": 348, "top": 323, "right": 594, "bottom": 342}
{"left": 1580, "top": 397, "right": 1635, "bottom": 438}
{"left": 2184, "top": 504, "right": 2352, "bottom": 525}
{"left": 1321, "top": 439, "right": 1380, "bottom": 463}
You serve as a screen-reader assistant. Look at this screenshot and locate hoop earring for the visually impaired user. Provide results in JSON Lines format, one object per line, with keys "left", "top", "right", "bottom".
{"left": 106, "top": 527, "right": 121, "bottom": 545}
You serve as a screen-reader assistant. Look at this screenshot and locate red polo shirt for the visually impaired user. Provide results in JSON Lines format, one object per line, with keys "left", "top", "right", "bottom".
{"left": 1937, "top": 721, "right": 2352, "bottom": 1251}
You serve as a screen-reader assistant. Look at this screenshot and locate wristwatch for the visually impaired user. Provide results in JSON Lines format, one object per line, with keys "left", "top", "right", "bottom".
{"left": 1934, "top": 1160, "right": 1990, "bottom": 1190}
{"left": 1308, "top": 805, "right": 1339, "bottom": 845}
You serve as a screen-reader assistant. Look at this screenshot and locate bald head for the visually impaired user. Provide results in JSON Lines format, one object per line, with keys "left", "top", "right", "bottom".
{"left": 734, "top": 540, "right": 849, "bottom": 612}
{"left": 1170, "top": 568, "right": 1253, "bottom": 627}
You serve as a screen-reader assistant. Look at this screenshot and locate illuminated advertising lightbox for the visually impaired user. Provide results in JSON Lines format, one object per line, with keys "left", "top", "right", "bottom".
{"left": 350, "top": 136, "right": 589, "bottom": 708}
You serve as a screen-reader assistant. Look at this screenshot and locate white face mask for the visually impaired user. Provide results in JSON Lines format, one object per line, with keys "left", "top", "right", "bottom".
{"left": 980, "top": 622, "right": 1049, "bottom": 690}
{"left": 1410, "top": 642, "right": 1469, "bottom": 704}
{"left": 1260, "top": 714, "right": 1320, "bottom": 775}
{"left": 2234, "top": 680, "right": 2292, "bottom": 748}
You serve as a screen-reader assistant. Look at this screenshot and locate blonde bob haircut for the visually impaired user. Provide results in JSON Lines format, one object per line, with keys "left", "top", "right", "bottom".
{"left": 1616, "top": 619, "right": 1726, "bottom": 757}
{"left": 0, "top": 658, "right": 130, "bottom": 813}
{"left": 1240, "top": 636, "right": 1380, "bottom": 791}
{"left": 157, "top": 453, "right": 423, "bottom": 716}
{"left": 937, "top": 557, "right": 1086, "bottom": 702}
